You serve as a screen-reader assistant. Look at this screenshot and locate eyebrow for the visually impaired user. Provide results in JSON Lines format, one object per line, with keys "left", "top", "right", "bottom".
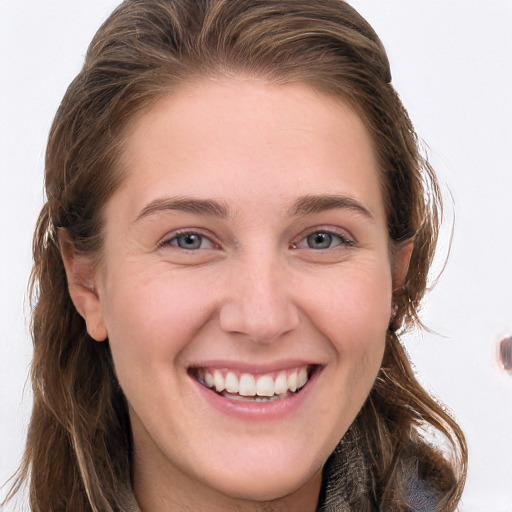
{"left": 135, "top": 196, "right": 231, "bottom": 222}
{"left": 134, "top": 193, "right": 373, "bottom": 223}
{"left": 290, "top": 194, "right": 374, "bottom": 219}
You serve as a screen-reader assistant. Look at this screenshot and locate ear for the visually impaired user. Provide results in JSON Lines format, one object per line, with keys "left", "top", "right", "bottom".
{"left": 59, "top": 231, "right": 108, "bottom": 342}
{"left": 392, "top": 241, "right": 414, "bottom": 292}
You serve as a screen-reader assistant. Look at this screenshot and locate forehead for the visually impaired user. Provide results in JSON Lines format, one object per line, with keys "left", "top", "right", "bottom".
{"left": 114, "top": 78, "right": 385, "bottom": 223}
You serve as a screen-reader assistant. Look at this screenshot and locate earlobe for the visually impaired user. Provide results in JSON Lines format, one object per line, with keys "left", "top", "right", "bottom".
{"left": 59, "top": 231, "right": 108, "bottom": 342}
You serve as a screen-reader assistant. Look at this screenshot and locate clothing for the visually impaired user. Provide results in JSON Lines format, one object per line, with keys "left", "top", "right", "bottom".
{"left": 118, "top": 425, "right": 441, "bottom": 511}
{"left": 119, "top": 488, "right": 140, "bottom": 512}
{"left": 317, "top": 425, "right": 440, "bottom": 511}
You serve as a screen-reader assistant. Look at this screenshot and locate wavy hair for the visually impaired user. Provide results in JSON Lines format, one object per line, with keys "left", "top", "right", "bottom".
{"left": 5, "top": 0, "right": 466, "bottom": 510}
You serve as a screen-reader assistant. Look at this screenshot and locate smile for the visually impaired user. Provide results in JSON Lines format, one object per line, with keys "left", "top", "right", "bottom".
{"left": 192, "top": 366, "right": 313, "bottom": 402}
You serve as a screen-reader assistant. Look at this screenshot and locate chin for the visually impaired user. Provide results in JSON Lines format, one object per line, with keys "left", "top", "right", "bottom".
{"left": 183, "top": 436, "right": 326, "bottom": 504}
{"left": 204, "top": 465, "right": 319, "bottom": 503}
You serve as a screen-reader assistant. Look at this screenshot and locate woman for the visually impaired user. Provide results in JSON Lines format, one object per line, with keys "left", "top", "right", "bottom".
{"left": 5, "top": 0, "right": 467, "bottom": 510}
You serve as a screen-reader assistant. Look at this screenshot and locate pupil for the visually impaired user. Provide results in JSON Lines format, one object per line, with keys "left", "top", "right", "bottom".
{"left": 308, "top": 233, "right": 332, "bottom": 249}
{"left": 178, "top": 234, "right": 201, "bottom": 249}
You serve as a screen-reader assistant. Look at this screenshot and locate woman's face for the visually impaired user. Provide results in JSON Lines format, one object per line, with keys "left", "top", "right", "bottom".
{"left": 81, "top": 79, "right": 401, "bottom": 506}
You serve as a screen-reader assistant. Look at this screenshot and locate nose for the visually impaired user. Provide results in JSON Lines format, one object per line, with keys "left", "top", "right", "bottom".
{"left": 218, "top": 255, "right": 300, "bottom": 344}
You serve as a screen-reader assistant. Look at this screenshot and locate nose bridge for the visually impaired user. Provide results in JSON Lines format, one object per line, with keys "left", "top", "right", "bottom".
{"left": 219, "top": 249, "right": 299, "bottom": 343}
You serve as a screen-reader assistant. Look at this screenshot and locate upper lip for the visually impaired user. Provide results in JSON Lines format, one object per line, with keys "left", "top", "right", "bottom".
{"left": 188, "top": 360, "right": 322, "bottom": 374}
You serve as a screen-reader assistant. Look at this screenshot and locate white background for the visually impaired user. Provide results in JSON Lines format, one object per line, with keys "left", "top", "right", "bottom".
{"left": 1, "top": 1, "right": 511, "bottom": 510}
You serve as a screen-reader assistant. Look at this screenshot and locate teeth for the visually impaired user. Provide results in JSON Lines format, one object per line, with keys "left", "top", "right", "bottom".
{"left": 225, "top": 372, "right": 238, "bottom": 393}
{"left": 221, "top": 392, "right": 281, "bottom": 402}
{"left": 222, "top": 392, "right": 252, "bottom": 401}
{"left": 255, "top": 395, "right": 280, "bottom": 402}
{"left": 239, "top": 374, "right": 256, "bottom": 396}
{"left": 197, "top": 366, "right": 311, "bottom": 398}
{"left": 256, "top": 375, "right": 274, "bottom": 397}
{"left": 288, "top": 372, "right": 298, "bottom": 392}
{"left": 298, "top": 367, "right": 308, "bottom": 389}
{"left": 213, "top": 371, "right": 225, "bottom": 392}
{"left": 274, "top": 371, "right": 288, "bottom": 395}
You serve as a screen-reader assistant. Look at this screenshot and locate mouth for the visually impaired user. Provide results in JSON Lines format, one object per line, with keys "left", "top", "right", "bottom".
{"left": 190, "top": 365, "right": 317, "bottom": 403}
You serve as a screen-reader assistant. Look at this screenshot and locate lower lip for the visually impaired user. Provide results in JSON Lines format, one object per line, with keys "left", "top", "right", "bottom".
{"left": 191, "top": 368, "right": 321, "bottom": 421}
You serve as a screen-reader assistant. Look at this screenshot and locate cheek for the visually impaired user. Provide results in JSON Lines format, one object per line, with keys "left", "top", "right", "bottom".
{"left": 302, "top": 262, "right": 392, "bottom": 341}
{"left": 101, "top": 266, "right": 216, "bottom": 371}
{"left": 300, "top": 261, "right": 391, "bottom": 386}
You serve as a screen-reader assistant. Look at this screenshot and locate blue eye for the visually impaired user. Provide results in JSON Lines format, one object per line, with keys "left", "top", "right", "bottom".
{"left": 294, "top": 230, "right": 353, "bottom": 250}
{"left": 306, "top": 232, "right": 335, "bottom": 249}
{"left": 160, "top": 232, "right": 216, "bottom": 251}
{"left": 174, "top": 233, "right": 204, "bottom": 250}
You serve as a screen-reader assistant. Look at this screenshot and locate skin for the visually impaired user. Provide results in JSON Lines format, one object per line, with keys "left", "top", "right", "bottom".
{"left": 64, "top": 78, "right": 411, "bottom": 511}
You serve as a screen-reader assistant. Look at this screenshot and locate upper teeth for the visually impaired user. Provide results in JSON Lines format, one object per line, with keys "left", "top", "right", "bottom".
{"left": 196, "top": 367, "right": 310, "bottom": 397}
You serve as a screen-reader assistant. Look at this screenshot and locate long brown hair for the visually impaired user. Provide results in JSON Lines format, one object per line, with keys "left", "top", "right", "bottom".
{"left": 5, "top": 1, "right": 466, "bottom": 510}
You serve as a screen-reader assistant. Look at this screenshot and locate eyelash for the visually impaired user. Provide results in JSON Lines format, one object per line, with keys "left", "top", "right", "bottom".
{"left": 158, "top": 230, "right": 218, "bottom": 251}
{"left": 291, "top": 228, "right": 355, "bottom": 250}
{"left": 158, "top": 227, "right": 354, "bottom": 252}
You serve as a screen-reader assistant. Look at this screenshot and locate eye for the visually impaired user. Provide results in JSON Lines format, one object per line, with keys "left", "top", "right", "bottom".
{"left": 292, "top": 229, "right": 354, "bottom": 250}
{"left": 306, "top": 232, "right": 335, "bottom": 250}
{"left": 159, "top": 231, "right": 216, "bottom": 251}
{"left": 175, "top": 233, "right": 204, "bottom": 250}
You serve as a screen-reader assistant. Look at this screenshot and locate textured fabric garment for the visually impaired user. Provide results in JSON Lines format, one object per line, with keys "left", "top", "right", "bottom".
{"left": 317, "top": 424, "right": 374, "bottom": 511}
{"left": 317, "top": 424, "right": 440, "bottom": 511}
{"left": 118, "top": 424, "right": 439, "bottom": 511}
{"left": 118, "top": 486, "right": 140, "bottom": 512}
